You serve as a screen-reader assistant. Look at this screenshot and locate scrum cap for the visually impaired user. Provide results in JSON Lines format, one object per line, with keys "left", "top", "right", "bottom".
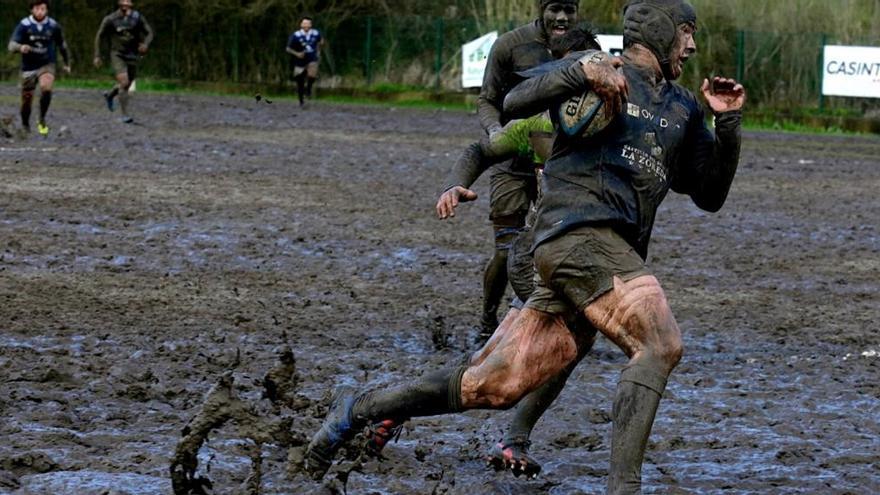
{"left": 623, "top": 0, "right": 696, "bottom": 68}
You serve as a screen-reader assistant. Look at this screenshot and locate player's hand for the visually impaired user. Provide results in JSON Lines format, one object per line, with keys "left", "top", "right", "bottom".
{"left": 487, "top": 124, "right": 503, "bottom": 140}
{"left": 20, "top": 45, "right": 31, "bottom": 54}
{"left": 138, "top": 44, "right": 148, "bottom": 55}
{"left": 581, "top": 54, "right": 628, "bottom": 120}
{"left": 63, "top": 65, "right": 71, "bottom": 74}
{"left": 93, "top": 57, "right": 103, "bottom": 69}
{"left": 702, "top": 77, "right": 745, "bottom": 113}
{"left": 436, "top": 186, "right": 478, "bottom": 220}
{"left": 295, "top": 51, "right": 306, "bottom": 59}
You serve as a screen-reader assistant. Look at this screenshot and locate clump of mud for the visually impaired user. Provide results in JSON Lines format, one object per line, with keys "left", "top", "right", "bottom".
{"left": 170, "top": 340, "right": 314, "bottom": 495}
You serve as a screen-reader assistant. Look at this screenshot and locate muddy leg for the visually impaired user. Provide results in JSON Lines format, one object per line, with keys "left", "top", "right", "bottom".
{"left": 585, "top": 276, "right": 683, "bottom": 495}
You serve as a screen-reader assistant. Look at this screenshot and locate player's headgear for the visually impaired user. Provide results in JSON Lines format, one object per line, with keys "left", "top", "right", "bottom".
{"left": 541, "top": 0, "right": 580, "bottom": 11}
{"left": 623, "top": 0, "right": 696, "bottom": 74}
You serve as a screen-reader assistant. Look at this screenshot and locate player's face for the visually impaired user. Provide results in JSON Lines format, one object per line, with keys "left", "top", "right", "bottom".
{"left": 31, "top": 3, "right": 48, "bottom": 22}
{"left": 301, "top": 19, "right": 313, "bottom": 32}
{"left": 119, "top": 0, "right": 133, "bottom": 15}
{"left": 668, "top": 23, "right": 697, "bottom": 80}
{"left": 543, "top": 3, "right": 578, "bottom": 40}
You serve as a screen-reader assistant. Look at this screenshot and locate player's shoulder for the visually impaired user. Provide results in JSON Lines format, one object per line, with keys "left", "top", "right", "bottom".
{"left": 18, "top": 16, "right": 32, "bottom": 28}
{"left": 668, "top": 82, "right": 701, "bottom": 109}
{"left": 47, "top": 17, "right": 60, "bottom": 28}
{"left": 131, "top": 10, "right": 142, "bottom": 20}
{"left": 497, "top": 21, "right": 541, "bottom": 46}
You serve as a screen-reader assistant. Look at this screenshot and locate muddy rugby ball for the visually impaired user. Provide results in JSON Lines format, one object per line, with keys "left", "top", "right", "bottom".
{"left": 558, "top": 53, "right": 616, "bottom": 139}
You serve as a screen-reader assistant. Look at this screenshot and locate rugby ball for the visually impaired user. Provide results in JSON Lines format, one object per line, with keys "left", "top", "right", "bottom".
{"left": 558, "top": 52, "right": 617, "bottom": 139}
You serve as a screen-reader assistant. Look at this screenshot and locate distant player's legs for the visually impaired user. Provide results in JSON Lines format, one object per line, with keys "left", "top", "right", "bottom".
{"left": 37, "top": 71, "right": 56, "bottom": 132}
{"left": 20, "top": 90, "right": 34, "bottom": 131}
{"left": 306, "top": 62, "right": 318, "bottom": 98}
{"left": 20, "top": 72, "right": 37, "bottom": 131}
{"left": 294, "top": 69, "right": 307, "bottom": 106}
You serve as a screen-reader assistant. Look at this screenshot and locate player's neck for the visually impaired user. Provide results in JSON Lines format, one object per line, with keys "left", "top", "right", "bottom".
{"left": 622, "top": 45, "right": 663, "bottom": 83}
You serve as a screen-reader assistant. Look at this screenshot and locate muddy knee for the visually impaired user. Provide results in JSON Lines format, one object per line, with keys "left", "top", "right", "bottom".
{"left": 592, "top": 276, "right": 683, "bottom": 374}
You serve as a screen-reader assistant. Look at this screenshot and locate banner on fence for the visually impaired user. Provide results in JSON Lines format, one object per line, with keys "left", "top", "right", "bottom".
{"left": 462, "top": 31, "right": 498, "bottom": 88}
{"left": 823, "top": 45, "right": 880, "bottom": 98}
{"left": 461, "top": 32, "right": 622, "bottom": 89}
{"left": 597, "top": 35, "right": 624, "bottom": 56}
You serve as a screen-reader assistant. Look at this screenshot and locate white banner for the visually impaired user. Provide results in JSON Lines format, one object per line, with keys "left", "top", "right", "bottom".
{"left": 597, "top": 35, "right": 624, "bottom": 56}
{"left": 823, "top": 45, "right": 880, "bottom": 98}
{"left": 461, "top": 32, "right": 623, "bottom": 89}
{"left": 462, "top": 32, "right": 498, "bottom": 88}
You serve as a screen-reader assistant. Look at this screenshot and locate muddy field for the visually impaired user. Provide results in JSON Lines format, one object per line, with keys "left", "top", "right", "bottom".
{"left": 0, "top": 85, "right": 878, "bottom": 495}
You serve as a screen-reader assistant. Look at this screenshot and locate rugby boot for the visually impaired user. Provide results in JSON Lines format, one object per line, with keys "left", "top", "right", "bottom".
{"left": 103, "top": 91, "right": 115, "bottom": 112}
{"left": 362, "top": 418, "right": 405, "bottom": 458}
{"left": 487, "top": 439, "right": 542, "bottom": 479}
{"left": 304, "top": 388, "right": 362, "bottom": 479}
{"left": 37, "top": 122, "right": 49, "bottom": 137}
{"left": 120, "top": 116, "right": 134, "bottom": 124}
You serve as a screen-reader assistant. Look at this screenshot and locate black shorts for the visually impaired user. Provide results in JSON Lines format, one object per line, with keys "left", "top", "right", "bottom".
{"left": 111, "top": 53, "right": 137, "bottom": 80}
{"left": 525, "top": 226, "right": 650, "bottom": 315}
{"left": 489, "top": 166, "right": 537, "bottom": 222}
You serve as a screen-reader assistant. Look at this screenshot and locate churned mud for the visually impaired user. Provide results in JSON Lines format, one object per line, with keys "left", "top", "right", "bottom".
{"left": 0, "top": 85, "right": 878, "bottom": 494}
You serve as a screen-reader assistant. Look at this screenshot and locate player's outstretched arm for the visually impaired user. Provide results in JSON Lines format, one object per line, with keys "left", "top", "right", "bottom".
{"left": 436, "top": 186, "right": 478, "bottom": 220}
{"left": 675, "top": 77, "right": 746, "bottom": 212}
{"left": 93, "top": 16, "right": 110, "bottom": 67}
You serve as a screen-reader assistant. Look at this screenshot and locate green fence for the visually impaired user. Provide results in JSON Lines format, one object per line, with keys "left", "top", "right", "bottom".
{"left": 1, "top": 1, "right": 879, "bottom": 113}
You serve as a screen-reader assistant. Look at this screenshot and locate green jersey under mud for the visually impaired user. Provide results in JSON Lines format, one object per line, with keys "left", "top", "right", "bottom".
{"left": 479, "top": 20, "right": 555, "bottom": 177}
{"left": 443, "top": 114, "right": 553, "bottom": 191}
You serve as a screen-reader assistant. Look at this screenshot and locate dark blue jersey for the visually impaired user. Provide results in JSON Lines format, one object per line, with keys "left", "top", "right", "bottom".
{"left": 505, "top": 55, "right": 742, "bottom": 258}
{"left": 10, "top": 16, "right": 69, "bottom": 71}
{"left": 288, "top": 29, "right": 322, "bottom": 63}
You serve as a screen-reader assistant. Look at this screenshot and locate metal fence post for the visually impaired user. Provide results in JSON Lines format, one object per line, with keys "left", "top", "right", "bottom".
{"left": 736, "top": 30, "right": 745, "bottom": 83}
{"left": 171, "top": 12, "right": 177, "bottom": 78}
{"left": 364, "top": 16, "right": 373, "bottom": 85}
{"left": 819, "top": 33, "right": 827, "bottom": 112}
{"left": 434, "top": 18, "right": 444, "bottom": 89}
{"left": 233, "top": 20, "right": 240, "bottom": 83}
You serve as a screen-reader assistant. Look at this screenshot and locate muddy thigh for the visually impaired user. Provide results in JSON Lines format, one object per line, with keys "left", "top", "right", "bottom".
{"left": 461, "top": 308, "right": 579, "bottom": 409}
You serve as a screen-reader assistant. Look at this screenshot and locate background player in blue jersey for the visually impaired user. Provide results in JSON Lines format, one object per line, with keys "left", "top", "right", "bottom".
{"left": 286, "top": 17, "right": 324, "bottom": 106}
{"left": 7, "top": 0, "right": 71, "bottom": 136}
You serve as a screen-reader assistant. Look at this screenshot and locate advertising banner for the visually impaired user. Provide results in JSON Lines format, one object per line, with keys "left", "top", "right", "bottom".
{"left": 462, "top": 32, "right": 498, "bottom": 88}
{"left": 823, "top": 45, "right": 880, "bottom": 98}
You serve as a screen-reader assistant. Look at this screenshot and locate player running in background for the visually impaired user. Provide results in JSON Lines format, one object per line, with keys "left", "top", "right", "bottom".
{"left": 474, "top": 0, "right": 580, "bottom": 341}
{"left": 93, "top": 0, "right": 153, "bottom": 124}
{"left": 434, "top": 27, "right": 601, "bottom": 477}
{"left": 7, "top": 0, "right": 71, "bottom": 136}
{"left": 286, "top": 17, "right": 324, "bottom": 106}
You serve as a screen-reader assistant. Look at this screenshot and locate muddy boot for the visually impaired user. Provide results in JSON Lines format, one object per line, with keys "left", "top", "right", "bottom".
{"left": 304, "top": 387, "right": 362, "bottom": 479}
{"left": 362, "top": 418, "right": 405, "bottom": 458}
{"left": 487, "top": 438, "right": 542, "bottom": 478}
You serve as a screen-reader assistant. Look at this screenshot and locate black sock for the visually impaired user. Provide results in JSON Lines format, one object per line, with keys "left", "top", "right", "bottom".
{"left": 20, "top": 93, "right": 33, "bottom": 128}
{"left": 39, "top": 91, "right": 52, "bottom": 124}
{"left": 108, "top": 86, "right": 120, "bottom": 100}
{"left": 296, "top": 76, "right": 306, "bottom": 104}
{"left": 608, "top": 363, "right": 668, "bottom": 495}
{"left": 306, "top": 77, "right": 315, "bottom": 97}
{"left": 352, "top": 366, "right": 468, "bottom": 423}
{"left": 482, "top": 248, "right": 510, "bottom": 326}
{"left": 505, "top": 358, "right": 576, "bottom": 444}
